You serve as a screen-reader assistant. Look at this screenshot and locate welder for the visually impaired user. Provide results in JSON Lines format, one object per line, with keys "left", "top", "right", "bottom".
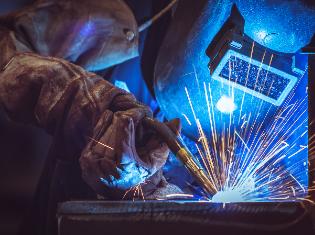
{"left": 0, "top": 0, "right": 181, "bottom": 234}
{"left": 1, "top": 0, "right": 315, "bottom": 234}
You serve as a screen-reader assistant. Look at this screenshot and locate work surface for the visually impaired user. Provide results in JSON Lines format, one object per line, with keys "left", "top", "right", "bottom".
{"left": 57, "top": 200, "right": 315, "bottom": 235}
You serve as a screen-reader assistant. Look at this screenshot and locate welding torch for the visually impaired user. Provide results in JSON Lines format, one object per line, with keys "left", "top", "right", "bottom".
{"left": 143, "top": 117, "right": 216, "bottom": 196}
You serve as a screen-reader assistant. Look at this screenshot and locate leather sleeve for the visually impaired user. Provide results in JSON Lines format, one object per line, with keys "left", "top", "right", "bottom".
{"left": 0, "top": 52, "right": 174, "bottom": 198}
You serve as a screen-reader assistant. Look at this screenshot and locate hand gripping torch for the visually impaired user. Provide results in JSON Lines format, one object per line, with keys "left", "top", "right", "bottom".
{"left": 143, "top": 117, "right": 216, "bottom": 196}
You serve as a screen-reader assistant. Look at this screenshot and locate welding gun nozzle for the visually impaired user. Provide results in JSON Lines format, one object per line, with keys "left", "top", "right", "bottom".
{"left": 143, "top": 117, "right": 216, "bottom": 196}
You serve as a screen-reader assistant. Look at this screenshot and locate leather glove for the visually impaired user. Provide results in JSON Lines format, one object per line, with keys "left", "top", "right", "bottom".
{"left": 80, "top": 109, "right": 181, "bottom": 197}
{"left": 0, "top": 52, "right": 180, "bottom": 198}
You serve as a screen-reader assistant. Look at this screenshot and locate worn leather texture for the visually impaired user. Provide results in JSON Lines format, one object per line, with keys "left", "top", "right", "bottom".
{"left": 0, "top": 0, "right": 182, "bottom": 199}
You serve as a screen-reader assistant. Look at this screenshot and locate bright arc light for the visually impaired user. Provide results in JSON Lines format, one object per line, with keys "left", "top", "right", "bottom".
{"left": 216, "top": 96, "right": 237, "bottom": 114}
{"left": 115, "top": 80, "right": 130, "bottom": 92}
{"left": 256, "top": 30, "right": 267, "bottom": 41}
{"left": 212, "top": 190, "right": 245, "bottom": 203}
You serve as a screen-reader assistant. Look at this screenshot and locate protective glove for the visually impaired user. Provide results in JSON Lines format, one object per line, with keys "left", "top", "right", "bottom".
{"left": 80, "top": 109, "right": 181, "bottom": 198}
{"left": 0, "top": 52, "right": 181, "bottom": 198}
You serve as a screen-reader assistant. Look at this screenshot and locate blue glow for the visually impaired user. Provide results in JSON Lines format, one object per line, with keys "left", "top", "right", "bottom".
{"left": 237, "top": 0, "right": 315, "bottom": 53}
{"left": 212, "top": 50, "right": 298, "bottom": 106}
{"left": 159, "top": 50, "right": 308, "bottom": 202}
{"left": 212, "top": 190, "right": 244, "bottom": 203}
{"left": 100, "top": 160, "right": 150, "bottom": 190}
{"left": 155, "top": 0, "right": 313, "bottom": 134}
{"left": 255, "top": 30, "right": 268, "bottom": 41}
{"left": 114, "top": 80, "right": 131, "bottom": 92}
{"left": 216, "top": 96, "right": 237, "bottom": 114}
{"left": 154, "top": 1, "right": 311, "bottom": 202}
{"left": 79, "top": 21, "right": 94, "bottom": 38}
{"left": 161, "top": 53, "right": 308, "bottom": 202}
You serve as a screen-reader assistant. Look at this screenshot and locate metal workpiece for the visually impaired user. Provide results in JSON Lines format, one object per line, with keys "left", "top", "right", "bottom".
{"left": 57, "top": 200, "right": 315, "bottom": 235}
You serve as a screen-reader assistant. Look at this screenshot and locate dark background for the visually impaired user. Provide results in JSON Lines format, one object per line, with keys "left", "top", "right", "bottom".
{"left": 0, "top": 1, "right": 50, "bottom": 234}
{"left": 0, "top": 110, "right": 51, "bottom": 235}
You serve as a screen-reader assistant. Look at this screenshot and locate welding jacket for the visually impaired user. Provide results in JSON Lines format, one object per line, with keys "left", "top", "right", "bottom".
{"left": 0, "top": 0, "right": 180, "bottom": 235}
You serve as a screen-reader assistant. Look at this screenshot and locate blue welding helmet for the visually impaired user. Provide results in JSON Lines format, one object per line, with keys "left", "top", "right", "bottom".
{"left": 154, "top": 0, "right": 315, "bottom": 140}
{"left": 206, "top": 4, "right": 300, "bottom": 107}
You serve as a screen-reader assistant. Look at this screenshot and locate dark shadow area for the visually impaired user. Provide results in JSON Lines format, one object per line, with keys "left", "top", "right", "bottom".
{"left": 0, "top": 110, "right": 51, "bottom": 235}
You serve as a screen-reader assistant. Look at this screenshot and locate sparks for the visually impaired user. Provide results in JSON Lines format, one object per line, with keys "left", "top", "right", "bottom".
{"left": 88, "top": 136, "right": 114, "bottom": 151}
{"left": 180, "top": 48, "right": 309, "bottom": 203}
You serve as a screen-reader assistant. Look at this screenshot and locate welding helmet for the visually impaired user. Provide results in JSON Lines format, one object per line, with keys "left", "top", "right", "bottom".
{"left": 3, "top": 0, "right": 139, "bottom": 71}
{"left": 154, "top": 0, "right": 315, "bottom": 139}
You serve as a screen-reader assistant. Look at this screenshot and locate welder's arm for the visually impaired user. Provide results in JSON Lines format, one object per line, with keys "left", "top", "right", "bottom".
{"left": 0, "top": 52, "right": 176, "bottom": 198}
